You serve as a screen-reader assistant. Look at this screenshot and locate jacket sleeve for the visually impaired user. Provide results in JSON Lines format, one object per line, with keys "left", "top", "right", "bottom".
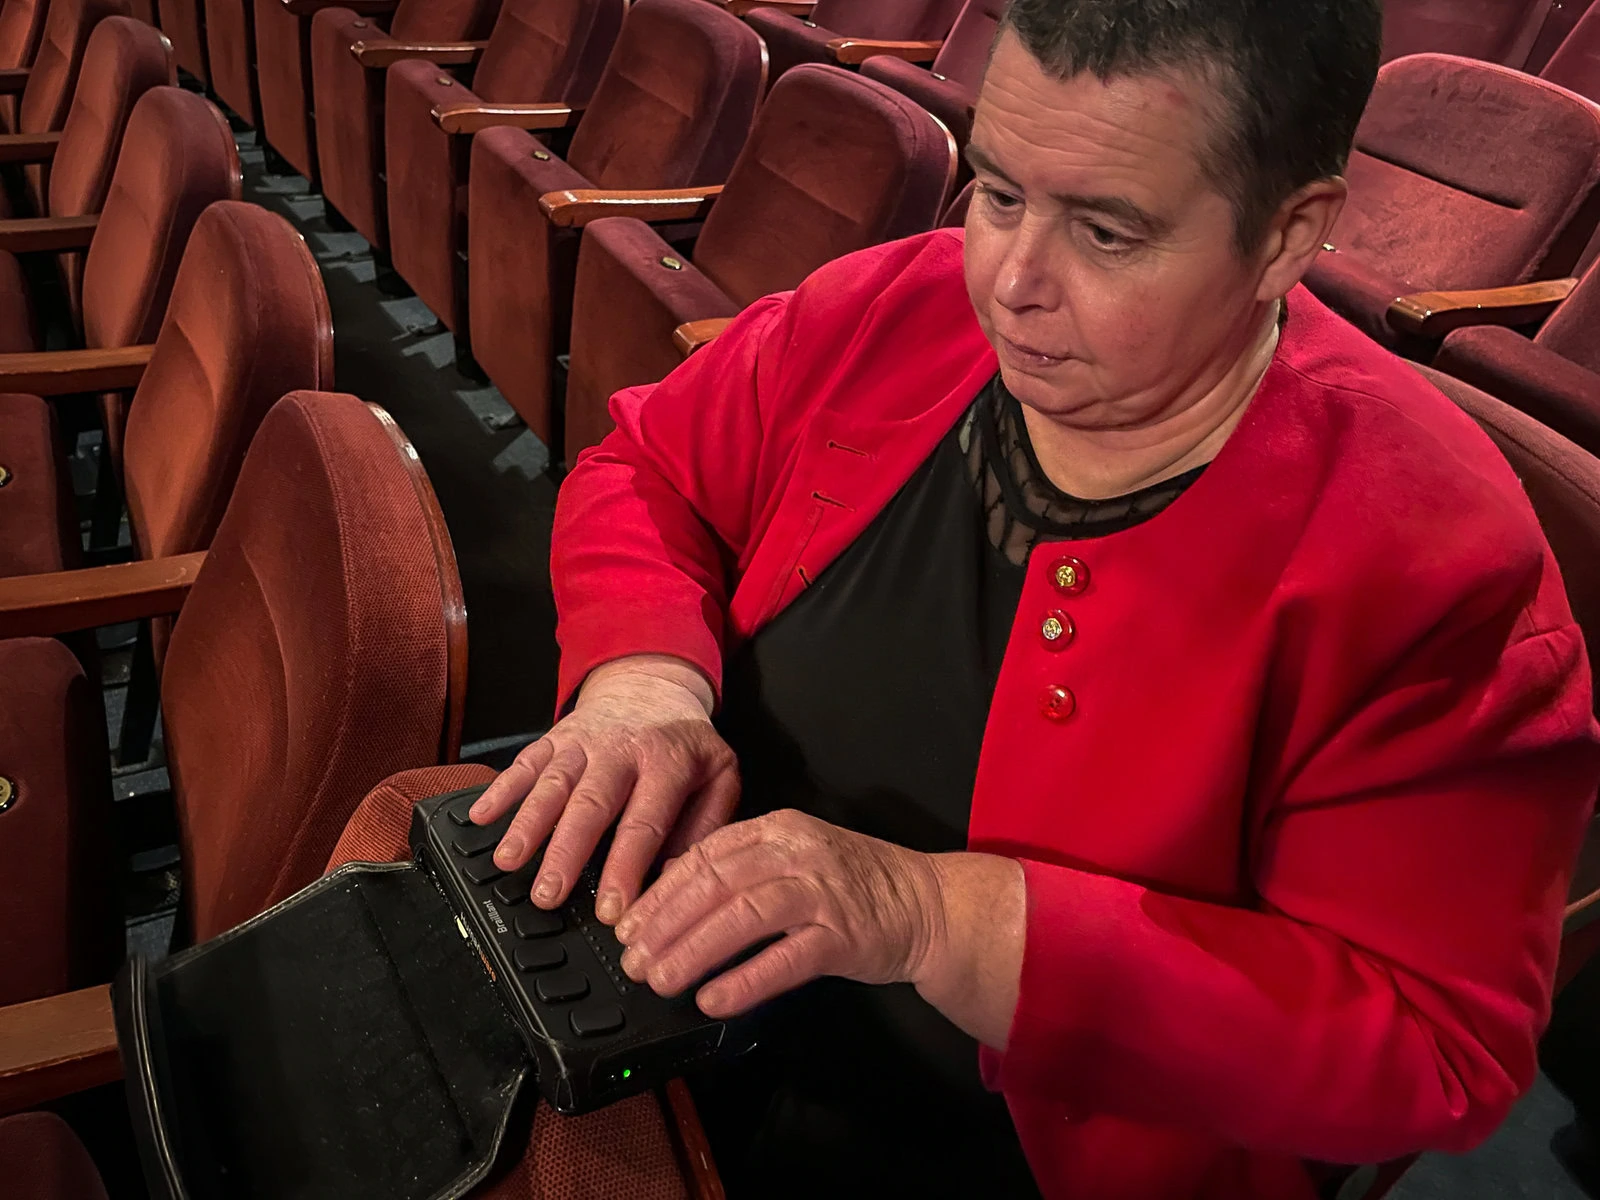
{"left": 551, "top": 292, "right": 797, "bottom": 711}
{"left": 990, "top": 583, "right": 1600, "bottom": 1164}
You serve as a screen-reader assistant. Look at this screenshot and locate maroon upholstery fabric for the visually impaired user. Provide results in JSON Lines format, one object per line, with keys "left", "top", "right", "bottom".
{"left": 1380, "top": 0, "right": 1548, "bottom": 67}
{"left": 205, "top": 0, "right": 262, "bottom": 126}
{"left": 744, "top": 0, "right": 965, "bottom": 84}
{"left": 859, "top": 0, "right": 999, "bottom": 164}
{"left": 0, "top": 638, "right": 117, "bottom": 1007}
{"left": 123, "top": 201, "right": 333, "bottom": 564}
{"left": 311, "top": 0, "right": 501, "bottom": 250}
{"left": 253, "top": 0, "right": 335, "bottom": 184}
{"left": 49, "top": 16, "right": 176, "bottom": 325}
{"left": 1529, "top": 0, "right": 1598, "bottom": 76}
{"left": 156, "top": 0, "right": 207, "bottom": 83}
{"left": 17, "top": 0, "right": 133, "bottom": 214}
{"left": 80, "top": 87, "right": 242, "bottom": 351}
{"left": 1305, "top": 53, "right": 1600, "bottom": 350}
{"left": 1435, "top": 325, "right": 1600, "bottom": 455}
{"left": 563, "top": 64, "right": 955, "bottom": 459}
{"left": 0, "top": 0, "right": 48, "bottom": 131}
{"left": 329, "top": 765, "right": 692, "bottom": 1200}
{"left": 941, "top": 177, "right": 973, "bottom": 226}
{"left": 462, "top": 0, "right": 763, "bottom": 437}
{"left": 0, "top": 1112, "right": 110, "bottom": 1200}
{"left": 0, "top": 394, "right": 76, "bottom": 577}
{"left": 1543, "top": 1, "right": 1600, "bottom": 100}
{"left": 161, "top": 392, "right": 457, "bottom": 940}
{"left": 0, "top": 250, "right": 39, "bottom": 352}
{"left": 385, "top": 0, "right": 625, "bottom": 331}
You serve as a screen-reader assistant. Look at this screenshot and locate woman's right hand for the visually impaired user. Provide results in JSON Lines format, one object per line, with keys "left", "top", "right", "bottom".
{"left": 467, "top": 654, "right": 741, "bottom": 926}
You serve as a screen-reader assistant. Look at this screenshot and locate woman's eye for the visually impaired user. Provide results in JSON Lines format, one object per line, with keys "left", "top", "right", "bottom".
{"left": 1087, "top": 223, "right": 1123, "bottom": 247}
{"left": 981, "top": 184, "right": 1021, "bottom": 210}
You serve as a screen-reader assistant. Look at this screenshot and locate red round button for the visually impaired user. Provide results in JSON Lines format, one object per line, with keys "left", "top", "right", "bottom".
{"left": 1050, "top": 556, "right": 1089, "bottom": 595}
{"left": 1039, "top": 609, "right": 1074, "bottom": 650}
{"left": 1040, "top": 685, "right": 1076, "bottom": 722}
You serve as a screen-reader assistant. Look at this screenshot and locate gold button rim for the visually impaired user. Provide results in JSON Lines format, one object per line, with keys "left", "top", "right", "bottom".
{"left": 0, "top": 776, "right": 15, "bottom": 812}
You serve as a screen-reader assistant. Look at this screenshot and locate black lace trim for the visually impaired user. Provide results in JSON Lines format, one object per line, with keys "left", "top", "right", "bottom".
{"left": 963, "top": 376, "right": 1207, "bottom": 565}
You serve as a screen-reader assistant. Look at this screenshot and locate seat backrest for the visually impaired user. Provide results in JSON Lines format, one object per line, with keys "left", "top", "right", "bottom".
{"left": 565, "top": 0, "right": 763, "bottom": 189}
{"left": 79, "top": 87, "right": 242, "bottom": 350}
{"left": 1529, "top": 0, "right": 1598, "bottom": 75}
{"left": 1334, "top": 54, "right": 1600, "bottom": 295}
{"left": 1381, "top": 0, "right": 1549, "bottom": 67}
{"left": 809, "top": 0, "right": 963, "bottom": 42}
{"left": 122, "top": 202, "right": 333, "bottom": 562}
{"left": 930, "top": 0, "right": 1003, "bottom": 89}
{"left": 472, "top": 0, "right": 623, "bottom": 109}
{"left": 1536, "top": 258, "right": 1600, "bottom": 375}
{"left": 1419, "top": 364, "right": 1600, "bottom": 916}
{"left": 0, "top": 0, "right": 47, "bottom": 71}
{"left": 162, "top": 391, "right": 465, "bottom": 940}
{"left": 693, "top": 64, "right": 954, "bottom": 308}
{"left": 19, "top": 0, "right": 132, "bottom": 136}
{"left": 388, "top": 0, "right": 502, "bottom": 43}
{"left": 1544, "top": 2, "right": 1600, "bottom": 102}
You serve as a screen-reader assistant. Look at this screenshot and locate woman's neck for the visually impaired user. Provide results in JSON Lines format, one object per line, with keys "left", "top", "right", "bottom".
{"left": 1020, "top": 301, "right": 1283, "bottom": 501}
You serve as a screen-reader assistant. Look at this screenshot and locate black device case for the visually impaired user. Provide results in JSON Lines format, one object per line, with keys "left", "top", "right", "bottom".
{"left": 114, "top": 787, "right": 754, "bottom": 1200}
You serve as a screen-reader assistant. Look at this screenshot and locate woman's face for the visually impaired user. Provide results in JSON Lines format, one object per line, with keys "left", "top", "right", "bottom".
{"left": 964, "top": 32, "right": 1278, "bottom": 433}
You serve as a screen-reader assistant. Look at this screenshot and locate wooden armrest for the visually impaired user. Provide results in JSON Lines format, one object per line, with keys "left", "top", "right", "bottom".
{"left": 0, "top": 343, "right": 152, "bottom": 394}
{"left": 351, "top": 38, "right": 486, "bottom": 68}
{"left": 0, "top": 67, "right": 29, "bottom": 95}
{"left": 826, "top": 37, "right": 942, "bottom": 65}
{"left": 538, "top": 184, "right": 723, "bottom": 228}
{"left": 673, "top": 317, "right": 733, "bottom": 357}
{"left": 281, "top": 0, "right": 394, "bottom": 13}
{"left": 0, "top": 214, "right": 99, "bottom": 254}
{"left": 1387, "top": 278, "right": 1578, "bottom": 339}
{"left": 0, "top": 131, "right": 60, "bottom": 164}
{"left": 0, "top": 986, "right": 120, "bottom": 1118}
{"left": 431, "top": 101, "right": 583, "bottom": 135}
{"left": 0, "top": 552, "right": 205, "bottom": 638}
{"left": 723, "top": 0, "right": 814, "bottom": 15}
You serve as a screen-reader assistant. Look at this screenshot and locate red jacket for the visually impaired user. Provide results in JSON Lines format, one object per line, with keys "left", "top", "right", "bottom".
{"left": 552, "top": 230, "right": 1600, "bottom": 1200}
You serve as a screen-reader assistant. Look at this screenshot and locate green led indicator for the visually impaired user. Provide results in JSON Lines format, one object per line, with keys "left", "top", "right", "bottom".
{"left": 621, "top": 1068, "right": 632, "bottom": 1079}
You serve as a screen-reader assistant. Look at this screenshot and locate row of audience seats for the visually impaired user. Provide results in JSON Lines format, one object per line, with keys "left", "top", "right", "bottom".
{"left": 1, "top": 1, "right": 1599, "bottom": 1198}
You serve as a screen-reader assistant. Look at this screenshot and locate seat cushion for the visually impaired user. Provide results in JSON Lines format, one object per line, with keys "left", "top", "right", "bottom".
{"left": 1435, "top": 325, "right": 1600, "bottom": 456}
{"left": 740, "top": 9, "right": 836, "bottom": 82}
{"left": 0, "top": 638, "right": 117, "bottom": 1008}
{"left": 0, "top": 393, "right": 76, "bottom": 577}
{"left": 860, "top": 56, "right": 977, "bottom": 153}
{"left": 0, "top": 1112, "right": 110, "bottom": 1200}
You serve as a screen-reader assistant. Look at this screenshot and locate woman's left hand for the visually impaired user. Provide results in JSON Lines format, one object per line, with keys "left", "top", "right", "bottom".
{"left": 613, "top": 808, "right": 946, "bottom": 1018}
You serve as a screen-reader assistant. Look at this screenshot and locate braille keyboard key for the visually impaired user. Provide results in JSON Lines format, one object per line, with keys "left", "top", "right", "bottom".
{"left": 569, "top": 1003, "right": 625, "bottom": 1038}
{"left": 515, "top": 910, "right": 563, "bottom": 939}
{"left": 461, "top": 858, "right": 505, "bottom": 886}
{"left": 493, "top": 876, "right": 532, "bottom": 906}
{"left": 446, "top": 795, "right": 477, "bottom": 826}
{"left": 535, "top": 969, "right": 590, "bottom": 1004}
{"left": 450, "top": 822, "right": 505, "bottom": 858}
{"left": 514, "top": 942, "right": 567, "bottom": 972}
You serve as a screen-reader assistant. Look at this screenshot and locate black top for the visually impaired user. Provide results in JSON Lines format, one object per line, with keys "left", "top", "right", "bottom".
{"left": 700, "top": 378, "right": 1205, "bottom": 1199}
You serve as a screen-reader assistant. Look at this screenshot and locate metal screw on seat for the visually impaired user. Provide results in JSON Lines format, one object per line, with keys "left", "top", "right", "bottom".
{"left": 0, "top": 777, "right": 15, "bottom": 813}
{"left": 660, "top": 256, "right": 683, "bottom": 271}
{"left": 532, "top": 149, "right": 551, "bottom": 160}
{"left": 437, "top": 76, "right": 453, "bottom": 86}
{"left": 0, "top": 464, "right": 11, "bottom": 487}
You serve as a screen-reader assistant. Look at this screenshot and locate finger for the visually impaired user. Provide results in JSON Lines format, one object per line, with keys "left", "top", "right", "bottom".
{"left": 470, "top": 738, "right": 556, "bottom": 824}
{"left": 492, "top": 741, "right": 587, "bottom": 872}
{"left": 532, "top": 753, "right": 639, "bottom": 907}
{"left": 595, "top": 756, "right": 721, "bottom": 924}
{"left": 627, "top": 875, "right": 817, "bottom": 998}
{"left": 616, "top": 833, "right": 788, "bottom": 955}
{"left": 660, "top": 764, "right": 743, "bottom": 861}
{"left": 696, "top": 924, "right": 835, "bottom": 1017}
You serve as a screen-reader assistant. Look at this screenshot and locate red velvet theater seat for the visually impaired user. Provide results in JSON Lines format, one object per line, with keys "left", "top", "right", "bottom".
{"left": 1542, "top": 0, "right": 1600, "bottom": 100}
{"left": 0, "top": 0, "right": 50, "bottom": 132}
{"left": 1303, "top": 53, "right": 1600, "bottom": 355}
{"left": 205, "top": 0, "right": 263, "bottom": 126}
{"left": 156, "top": 0, "right": 208, "bottom": 84}
{"left": 310, "top": 0, "right": 501, "bottom": 252}
{"left": 1433, "top": 260, "right": 1600, "bottom": 455}
{"left": 1380, "top": 0, "right": 1549, "bottom": 67}
{"left": 741, "top": 0, "right": 964, "bottom": 86}
{"left": 858, "top": 0, "right": 1003, "bottom": 166}
{"left": 385, "top": 0, "right": 626, "bottom": 341}
{"left": 12, "top": 0, "right": 134, "bottom": 215}
{"left": 461, "top": 0, "right": 765, "bottom": 438}
{"left": 0, "top": 1112, "right": 110, "bottom": 1200}
{"left": 0, "top": 638, "right": 117, "bottom": 1008}
{"left": 561, "top": 64, "right": 955, "bottom": 461}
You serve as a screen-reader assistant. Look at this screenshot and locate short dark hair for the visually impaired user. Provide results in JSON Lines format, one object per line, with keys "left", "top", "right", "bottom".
{"left": 998, "top": 0, "right": 1381, "bottom": 252}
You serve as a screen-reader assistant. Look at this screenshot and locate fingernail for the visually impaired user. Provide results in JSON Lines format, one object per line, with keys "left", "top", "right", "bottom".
{"left": 595, "top": 890, "right": 622, "bottom": 924}
{"left": 533, "top": 874, "right": 560, "bottom": 905}
{"left": 698, "top": 984, "right": 727, "bottom": 1014}
{"left": 620, "top": 947, "right": 646, "bottom": 980}
{"left": 614, "top": 914, "right": 636, "bottom": 943}
{"left": 494, "top": 837, "right": 522, "bottom": 867}
{"left": 469, "top": 800, "right": 491, "bottom": 822}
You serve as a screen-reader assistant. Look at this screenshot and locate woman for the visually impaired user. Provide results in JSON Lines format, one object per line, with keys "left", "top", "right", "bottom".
{"left": 471, "top": 2, "right": 1600, "bottom": 1197}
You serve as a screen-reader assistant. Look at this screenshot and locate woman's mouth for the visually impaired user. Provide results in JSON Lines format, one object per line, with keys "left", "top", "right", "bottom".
{"left": 997, "top": 334, "right": 1069, "bottom": 370}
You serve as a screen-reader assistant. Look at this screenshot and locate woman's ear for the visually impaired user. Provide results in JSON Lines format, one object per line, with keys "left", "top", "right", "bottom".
{"left": 1255, "top": 177, "right": 1348, "bottom": 301}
